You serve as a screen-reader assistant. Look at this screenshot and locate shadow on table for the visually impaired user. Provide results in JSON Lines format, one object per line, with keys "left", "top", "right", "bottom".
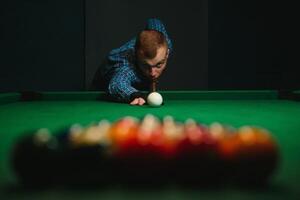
{"left": 1, "top": 181, "right": 293, "bottom": 199}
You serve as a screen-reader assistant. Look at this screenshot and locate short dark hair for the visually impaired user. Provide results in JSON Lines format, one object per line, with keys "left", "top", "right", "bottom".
{"left": 135, "top": 30, "right": 167, "bottom": 60}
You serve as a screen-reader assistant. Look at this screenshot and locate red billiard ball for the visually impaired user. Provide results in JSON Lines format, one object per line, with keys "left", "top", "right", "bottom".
{"left": 174, "top": 119, "right": 220, "bottom": 183}
{"left": 160, "top": 116, "right": 184, "bottom": 158}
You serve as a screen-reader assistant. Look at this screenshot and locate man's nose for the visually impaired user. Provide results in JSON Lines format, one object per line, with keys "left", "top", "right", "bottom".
{"left": 150, "top": 68, "right": 156, "bottom": 76}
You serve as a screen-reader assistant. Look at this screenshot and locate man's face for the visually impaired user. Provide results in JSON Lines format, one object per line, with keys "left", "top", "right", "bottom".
{"left": 138, "top": 46, "right": 169, "bottom": 80}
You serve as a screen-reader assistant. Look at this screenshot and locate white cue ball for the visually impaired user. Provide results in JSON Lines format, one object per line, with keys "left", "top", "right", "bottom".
{"left": 147, "top": 92, "right": 163, "bottom": 107}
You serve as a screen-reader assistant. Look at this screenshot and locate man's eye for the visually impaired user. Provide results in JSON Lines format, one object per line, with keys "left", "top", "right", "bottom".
{"left": 156, "top": 63, "right": 163, "bottom": 68}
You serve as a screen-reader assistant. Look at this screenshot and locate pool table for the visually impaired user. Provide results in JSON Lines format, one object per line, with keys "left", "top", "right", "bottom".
{"left": 0, "top": 90, "right": 300, "bottom": 200}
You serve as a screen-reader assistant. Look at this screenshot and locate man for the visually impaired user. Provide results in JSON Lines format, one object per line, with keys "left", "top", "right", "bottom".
{"left": 93, "top": 18, "right": 172, "bottom": 105}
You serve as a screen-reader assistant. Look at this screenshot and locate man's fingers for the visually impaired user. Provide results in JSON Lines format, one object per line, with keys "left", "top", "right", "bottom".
{"left": 138, "top": 98, "right": 146, "bottom": 105}
{"left": 130, "top": 98, "right": 145, "bottom": 105}
{"left": 130, "top": 98, "right": 139, "bottom": 105}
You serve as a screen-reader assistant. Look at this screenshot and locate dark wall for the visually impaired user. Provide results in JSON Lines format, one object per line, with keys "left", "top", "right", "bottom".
{"left": 87, "top": 0, "right": 299, "bottom": 91}
{"left": 1, "top": 0, "right": 298, "bottom": 92}
{"left": 255, "top": 0, "right": 299, "bottom": 90}
{"left": 86, "top": 0, "right": 208, "bottom": 90}
{"left": 0, "top": 0, "right": 84, "bottom": 92}
{"left": 208, "top": 0, "right": 299, "bottom": 90}
{"left": 208, "top": 1, "right": 256, "bottom": 89}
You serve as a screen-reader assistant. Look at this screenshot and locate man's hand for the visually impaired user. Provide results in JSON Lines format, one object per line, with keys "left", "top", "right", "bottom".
{"left": 130, "top": 97, "right": 146, "bottom": 105}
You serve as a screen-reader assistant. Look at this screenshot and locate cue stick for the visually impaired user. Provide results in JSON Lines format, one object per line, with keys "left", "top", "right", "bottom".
{"left": 151, "top": 79, "right": 157, "bottom": 92}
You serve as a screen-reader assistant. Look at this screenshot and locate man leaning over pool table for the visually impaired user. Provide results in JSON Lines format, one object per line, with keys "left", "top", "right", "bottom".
{"left": 95, "top": 18, "right": 173, "bottom": 106}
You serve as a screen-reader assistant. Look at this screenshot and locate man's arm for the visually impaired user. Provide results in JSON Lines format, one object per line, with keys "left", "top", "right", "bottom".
{"left": 108, "top": 67, "right": 146, "bottom": 104}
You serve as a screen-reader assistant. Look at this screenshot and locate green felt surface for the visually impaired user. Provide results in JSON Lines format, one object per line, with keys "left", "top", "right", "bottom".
{"left": 293, "top": 90, "right": 300, "bottom": 94}
{"left": 0, "top": 93, "right": 20, "bottom": 105}
{"left": 0, "top": 91, "right": 300, "bottom": 199}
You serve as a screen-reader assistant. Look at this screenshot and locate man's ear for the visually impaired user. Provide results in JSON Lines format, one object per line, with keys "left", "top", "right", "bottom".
{"left": 166, "top": 48, "right": 170, "bottom": 59}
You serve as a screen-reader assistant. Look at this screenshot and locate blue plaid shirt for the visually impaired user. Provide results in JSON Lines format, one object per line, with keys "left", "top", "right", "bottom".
{"left": 102, "top": 18, "right": 173, "bottom": 102}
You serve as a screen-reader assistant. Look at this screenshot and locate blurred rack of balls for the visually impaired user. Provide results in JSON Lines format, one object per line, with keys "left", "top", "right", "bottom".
{"left": 11, "top": 114, "right": 279, "bottom": 186}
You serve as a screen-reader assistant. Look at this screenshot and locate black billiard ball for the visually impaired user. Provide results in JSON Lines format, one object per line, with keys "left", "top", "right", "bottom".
{"left": 11, "top": 128, "right": 59, "bottom": 186}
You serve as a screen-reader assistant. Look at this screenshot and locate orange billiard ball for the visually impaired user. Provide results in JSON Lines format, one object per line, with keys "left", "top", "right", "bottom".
{"left": 214, "top": 124, "right": 279, "bottom": 184}
{"left": 109, "top": 117, "right": 140, "bottom": 156}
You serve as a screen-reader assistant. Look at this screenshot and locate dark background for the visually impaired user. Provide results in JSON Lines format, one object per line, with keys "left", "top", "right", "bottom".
{"left": 1, "top": 0, "right": 299, "bottom": 92}
{"left": 0, "top": 0, "right": 85, "bottom": 92}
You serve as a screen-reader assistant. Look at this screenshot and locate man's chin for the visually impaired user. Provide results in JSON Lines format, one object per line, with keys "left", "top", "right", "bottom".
{"left": 150, "top": 77, "right": 158, "bottom": 80}
{"left": 143, "top": 74, "right": 158, "bottom": 80}
{"left": 146, "top": 75, "right": 155, "bottom": 80}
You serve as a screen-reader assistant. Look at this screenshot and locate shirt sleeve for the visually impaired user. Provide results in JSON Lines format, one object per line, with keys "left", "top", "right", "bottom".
{"left": 107, "top": 66, "right": 138, "bottom": 102}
